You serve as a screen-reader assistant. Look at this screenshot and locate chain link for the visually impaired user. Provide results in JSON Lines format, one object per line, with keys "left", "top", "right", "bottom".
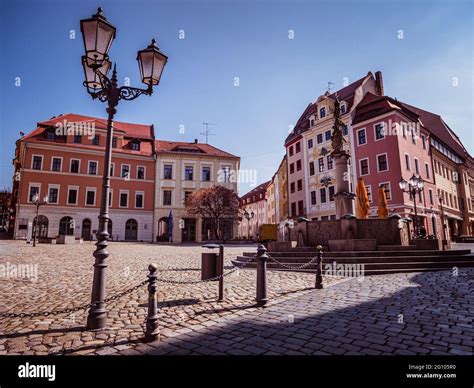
{"left": 266, "top": 253, "right": 321, "bottom": 270}
{"left": 0, "top": 279, "right": 149, "bottom": 319}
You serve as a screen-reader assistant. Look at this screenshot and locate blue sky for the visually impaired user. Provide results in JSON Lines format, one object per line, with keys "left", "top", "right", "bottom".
{"left": 1, "top": 0, "right": 472, "bottom": 194}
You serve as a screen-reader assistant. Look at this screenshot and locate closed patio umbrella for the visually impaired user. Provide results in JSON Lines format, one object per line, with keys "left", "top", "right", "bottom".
{"left": 378, "top": 186, "right": 389, "bottom": 219}
{"left": 356, "top": 178, "right": 370, "bottom": 219}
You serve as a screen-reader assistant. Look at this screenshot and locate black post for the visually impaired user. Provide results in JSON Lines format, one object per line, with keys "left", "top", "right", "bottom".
{"left": 32, "top": 204, "right": 39, "bottom": 247}
{"left": 218, "top": 244, "right": 224, "bottom": 302}
{"left": 315, "top": 245, "right": 323, "bottom": 289}
{"left": 256, "top": 244, "right": 268, "bottom": 306}
{"left": 86, "top": 65, "right": 119, "bottom": 330}
{"left": 412, "top": 187, "right": 418, "bottom": 238}
{"left": 144, "top": 263, "right": 160, "bottom": 342}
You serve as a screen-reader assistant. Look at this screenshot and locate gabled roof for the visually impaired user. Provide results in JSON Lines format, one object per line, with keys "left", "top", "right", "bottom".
{"left": 285, "top": 72, "right": 373, "bottom": 145}
{"left": 23, "top": 113, "right": 155, "bottom": 140}
{"left": 155, "top": 140, "right": 239, "bottom": 158}
{"left": 239, "top": 180, "right": 271, "bottom": 204}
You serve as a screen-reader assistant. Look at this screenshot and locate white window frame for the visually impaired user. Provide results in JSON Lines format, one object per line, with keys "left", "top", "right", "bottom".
{"left": 162, "top": 189, "right": 173, "bottom": 206}
{"left": 328, "top": 185, "right": 335, "bottom": 202}
{"left": 110, "top": 162, "right": 115, "bottom": 177}
{"left": 137, "top": 165, "right": 146, "bottom": 180}
{"left": 404, "top": 153, "right": 411, "bottom": 171}
{"left": 135, "top": 191, "right": 145, "bottom": 209}
{"left": 70, "top": 158, "right": 81, "bottom": 174}
{"left": 359, "top": 157, "right": 370, "bottom": 176}
{"left": 108, "top": 189, "right": 113, "bottom": 207}
{"left": 119, "top": 190, "right": 129, "bottom": 208}
{"left": 47, "top": 184, "right": 60, "bottom": 204}
{"left": 85, "top": 187, "right": 97, "bottom": 207}
{"left": 319, "top": 107, "right": 326, "bottom": 118}
{"left": 31, "top": 154, "right": 43, "bottom": 170}
{"left": 379, "top": 182, "right": 392, "bottom": 200}
{"left": 184, "top": 165, "right": 194, "bottom": 181}
{"left": 376, "top": 152, "right": 389, "bottom": 173}
{"left": 67, "top": 185, "right": 79, "bottom": 205}
{"left": 428, "top": 188, "right": 434, "bottom": 205}
{"left": 340, "top": 103, "right": 347, "bottom": 114}
{"left": 50, "top": 156, "right": 63, "bottom": 172}
{"left": 27, "top": 183, "right": 41, "bottom": 203}
{"left": 414, "top": 157, "right": 420, "bottom": 175}
{"left": 88, "top": 160, "right": 99, "bottom": 176}
{"left": 374, "top": 122, "right": 386, "bottom": 141}
{"left": 121, "top": 164, "right": 131, "bottom": 179}
{"left": 356, "top": 128, "right": 367, "bottom": 146}
{"left": 425, "top": 162, "right": 430, "bottom": 179}
{"left": 201, "top": 165, "right": 212, "bottom": 182}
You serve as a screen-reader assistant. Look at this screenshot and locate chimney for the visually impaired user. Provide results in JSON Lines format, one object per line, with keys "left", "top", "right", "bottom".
{"left": 194, "top": 138, "right": 198, "bottom": 144}
{"left": 375, "top": 71, "right": 384, "bottom": 96}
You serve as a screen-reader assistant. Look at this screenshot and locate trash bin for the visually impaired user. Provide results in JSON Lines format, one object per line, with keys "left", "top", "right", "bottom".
{"left": 201, "top": 252, "right": 218, "bottom": 280}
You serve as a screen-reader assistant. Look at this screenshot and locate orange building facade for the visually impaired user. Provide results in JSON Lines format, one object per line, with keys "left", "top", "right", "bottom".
{"left": 12, "top": 114, "right": 156, "bottom": 241}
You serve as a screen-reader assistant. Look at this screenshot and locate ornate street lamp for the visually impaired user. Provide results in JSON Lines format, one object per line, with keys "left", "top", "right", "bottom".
{"left": 243, "top": 210, "right": 255, "bottom": 240}
{"left": 399, "top": 174, "right": 424, "bottom": 238}
{"left": 80, "top": 7, "right": 167, "bottom": 330}
{"left": 31, "top": 193, "right": 48, "bottom": 247}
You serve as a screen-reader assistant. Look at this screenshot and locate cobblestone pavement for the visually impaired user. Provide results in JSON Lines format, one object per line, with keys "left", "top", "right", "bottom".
{"left": 127, "top": 268, "right": 474, "bottom": 356}
{"left": 0, "top": 241, "right": 345, "bottom": 355}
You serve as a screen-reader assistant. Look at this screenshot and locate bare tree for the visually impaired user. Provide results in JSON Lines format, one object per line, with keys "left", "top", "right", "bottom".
{"left": 185, "top": 185, "right": 239, "bottom": 241}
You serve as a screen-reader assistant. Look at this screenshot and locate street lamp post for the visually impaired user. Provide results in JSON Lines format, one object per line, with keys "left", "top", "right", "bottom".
{"left": 31, "top": 193, "right": 48, "bottom": 247}
{"left": 80, "top": 7, "right": 167, "bottom": 330}
{"left": 243, "top": 210, "right": 255, "bottom": 240}
{"left": 438, "top": 193, "right": 448, "bottom": 247}
{"left": 399, "top": 174, "right": 424, "bottom": 238}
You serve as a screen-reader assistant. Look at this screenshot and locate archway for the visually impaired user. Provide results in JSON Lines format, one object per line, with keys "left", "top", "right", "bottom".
{"left": 125, "top": 219, "right": 138, "bottom": 241}
{"left": 157, "top": 217, "right": 169, "bottom": 242}
{"left": 82, "top": 219, "right": 92, "bottom": 240}
{"left": 33, "top": 215, "right": 48, "bottom": 238}
{"left": 59, "top": 216, "right": 74, "bottom": 235}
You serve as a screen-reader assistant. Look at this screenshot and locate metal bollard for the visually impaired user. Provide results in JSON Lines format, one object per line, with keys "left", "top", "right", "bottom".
{"left": 315, "top": 245, "right": 323, "bottom": 289}
{"left": 218, "top": 245, "right": 224, "bottom": 302}
{"left": 144, "top": 263, "right": 160, "bottom": 343}
{"left": 256, "top": 244, "right": 268, "bottom": 306}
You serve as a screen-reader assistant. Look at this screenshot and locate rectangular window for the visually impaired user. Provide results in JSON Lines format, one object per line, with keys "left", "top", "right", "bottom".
{"left": 202, "top": 166, "right": 211, "bottom": 181}
{"left": 405, "top": 154, "right": 410, "bottom": 171}
{"left": 327, "top": 155, "right": 333, "bottom": 170}
{"left": 130, "top": 141, "right": 140, "bottom": 151}
{"left": 110, "top": 163, "right": 115, "bottom": 177}
{"left": 163, "top": 190, "right": 172, "bottom": 206}
{"left": 308, "top": 139, "right": 313, "bottom": 149}
{"left": 135, "top": 192, "right": 144, "bottom": 208}
{"left": 374, "top": 123, "right": 385, "bottom": 140}
{"left": 360, "top": 158, "right": 369, "bottom": 175}
{"left": 112, "top": 137, "right": 117, "bottom": 148}
{"left": 414, "top": 158, "right": 420, "bottom": 174}
{"left": 108, "top": 190, "right": 113, "bottom": 207}
{"left": 88, "top": 161, "right": 98, "bottom": 175}
{"left": 184, "top": 190, "right": 193, "bottom": 204}
{"left": 296, "top": 160, "right": 302, "bottom": 171}
{"left": 328, "top": 186, "right": 335, "bottom": 202}
{"left": 290, "top": 182, "right": 295, "bottom": 193}
{"left": 295, "top": 142, "right": 301, "bottom": 153}
{"left": 92, "top": 135, "right": 100, "bottom": 146}
{"left": 429, "top": 189, "right": 434, "bottom": 205}
{"left": 425, "top": 163, "right": 430, "bottom": 179}
{"left": 67, "top": 188, "right": 78, "bottom": 205}
{"left": 137, "top": 166, "right": 145, "bottom": 180}
{"left": 320, "top": 188, "right": 327, "bottom": 203}
{"left": 51, "top": 157, "right": 62, "bottom": 172}
{"left": 366, "top": 185, "right": 372, "bottom": 203}
{"left": 74, "top": 134, "right": 81, "bottom": 144}
{"left": 309, "top": 161, "right": 315, "bottom": 176}
{"left": 289, "top": 146, "right": 294, "bottom": 156}
{"left": 340, "top": 104, "right": 346, "bottom": 114}
{"left": 290, "top": 163, "right": 295, "bottom": 174}
{"left": 342, "top": 125, "right": 348, "bottom": 136}
{"left": 318, "top": 157, "right": 324, "bottom": 172}
{"left": 70, "top": 159, "right": 80, "bottom": 173}
{"left": 379, "top": 182, "right": 392, "bottom": 200}
{"left": 32, "top": 155, "right": 43, "bottom": 170}
{"left": 310, "top": 190, "right": 317, "bottom": 205}
{"left": 357, "top": 128, "right": 366, "bottom": 145}
{"left": 86, "top": 189, "right": 96, "bottom": 206}
{"left": 319, "top": 107, "right": 326, "bottom": 118}
{"left": 325, "top": 130, "right": 331, "bottom": 141}
{"left": 298, "top": 200, "right": 304, "bottom": 215}
{"left": 163, "top": 164, "right": 172, "bottom": 179}
{"left": 48, "top": 187, "right": 59, "bottom": 204}
{"left": 317, "top": 134, "right": 323, "bottom": 144}
{"left": 291, "top": 202, "right": 296, "bottom": 216}
{"left": 119, "top": 191, "right": 129, "bottom": 208}
{"left": 28, "top": 185, "right": 40, "bottom": 202}
{"left": 221, "top": 166, "right": 232, "bottom": 183}
{"left": 121, "top": 164, "right": 130, "bottom": 179}
{"left": 411, "top": 128, "right": 417, "bottom": 144}
{"left": 377, "top": 154, "right": 388, "bottom": 172}
{"left": 421, "top": 134, "right": 426, "bottom": 150}
{"left": 185, "top": 166, "right": 194, "bottom": 180}
{"left": 297, "top": 179, "right": 303, "bottom": 191}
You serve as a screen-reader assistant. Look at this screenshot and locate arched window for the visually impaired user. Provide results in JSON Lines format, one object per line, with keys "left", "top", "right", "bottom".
{"left": 33, "top": 215, "right": 49, "bottom": 238}
{"left": 59, "top": 216, "right": 74, "bottom": 235}
{"left": 125, "top": 219, "right": 138, "bottom": 240}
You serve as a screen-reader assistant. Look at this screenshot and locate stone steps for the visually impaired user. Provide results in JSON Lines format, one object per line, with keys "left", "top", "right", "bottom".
{"left": 242, "top": 249, "right": 471, "bottom": 258}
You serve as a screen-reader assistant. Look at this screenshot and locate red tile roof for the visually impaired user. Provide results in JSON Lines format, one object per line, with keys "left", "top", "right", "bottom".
{"left": 239, "top": 180, "right": 271, "bottom": 204}
{"left": 155, "top": 140, "right": 239, "bottom": 158}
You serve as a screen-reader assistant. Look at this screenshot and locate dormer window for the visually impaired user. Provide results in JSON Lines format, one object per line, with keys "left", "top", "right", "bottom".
{"left": 130, "top": 140, "right": 140, "bottom": 151}
{"left": 319, "top": 107, "right": 326, "bottom": 118}
{"left": 340, "top": 103, "right": 347, "bottom": 114}
{"left": 309, "top": 116, "right": 315, "bottom": 127}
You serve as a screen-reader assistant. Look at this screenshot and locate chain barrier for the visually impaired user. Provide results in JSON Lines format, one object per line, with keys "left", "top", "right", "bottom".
{"left": 0, "top": 279, "right": 149, "bottom": 319}
{"left": 266, "top": 253, "right": 320, "bottom": 270}
{"left": 154, "top": 254, "right": 257, "bottom": 285}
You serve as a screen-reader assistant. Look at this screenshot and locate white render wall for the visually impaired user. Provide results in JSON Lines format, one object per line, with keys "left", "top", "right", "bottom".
{"left": 14, "top": 204, "right": 153, "bottom": 242}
